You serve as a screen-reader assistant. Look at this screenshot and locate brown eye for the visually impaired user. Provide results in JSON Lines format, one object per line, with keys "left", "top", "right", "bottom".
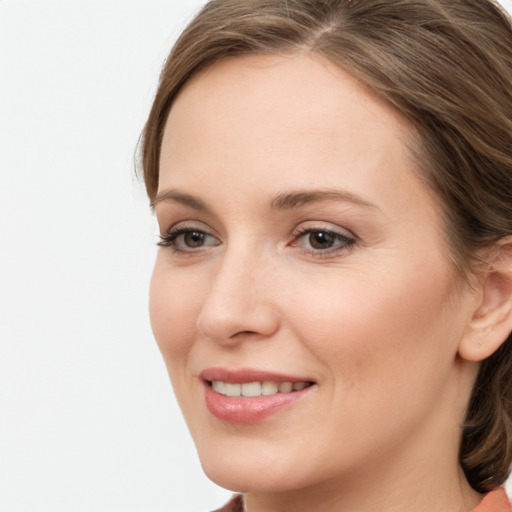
{"left": 158, "top": 227, "right": 220, "bottom": 251}
{"left": 308, "top": 231, "right": 336, "bottom": 250}
{"left": 184, "top": 231, "right": 206, "bottom": 247}
{"left": 290, "top": 226, "right": 356, "bottom": 255}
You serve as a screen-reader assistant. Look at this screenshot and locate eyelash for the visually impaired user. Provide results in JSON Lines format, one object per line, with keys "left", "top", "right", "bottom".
{"left": 291, "top": 226, "right": 356, "bottom": 256}
{"left": 157, "top": 225, "right": 356, "bottom": 256}
{"left": 157, "top": 226, "right": 219, "bottom": 252}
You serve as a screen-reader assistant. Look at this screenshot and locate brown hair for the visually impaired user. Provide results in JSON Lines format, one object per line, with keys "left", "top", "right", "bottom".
{"left": 139, "top": 0, "right": 512, "bottom": 492}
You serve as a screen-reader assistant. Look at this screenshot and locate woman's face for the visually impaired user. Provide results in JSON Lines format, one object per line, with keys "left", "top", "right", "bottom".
{"left": 150, "top": 55, "right": 480, "bottom": 494}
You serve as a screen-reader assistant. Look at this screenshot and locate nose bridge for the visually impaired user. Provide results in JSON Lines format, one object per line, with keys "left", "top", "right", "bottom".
{"left": 195, "top": 240, "right": 279, "bottom": 343}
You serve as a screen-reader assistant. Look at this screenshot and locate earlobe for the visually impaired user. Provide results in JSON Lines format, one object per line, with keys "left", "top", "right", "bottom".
{"left": 458, "top": 240, "right": 512, "bottom": 362}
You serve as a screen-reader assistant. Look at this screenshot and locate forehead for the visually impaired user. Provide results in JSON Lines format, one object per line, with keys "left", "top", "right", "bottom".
{"left": 158, "top": 54, "right": 426, "bottom": 213}
{"left": 163, "top": 54, "right": 408, "bottom": 151}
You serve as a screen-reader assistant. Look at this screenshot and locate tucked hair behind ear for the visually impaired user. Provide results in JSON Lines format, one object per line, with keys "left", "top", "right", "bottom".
{"left": 139, "top": 0, "right": 512, "bottom": 492}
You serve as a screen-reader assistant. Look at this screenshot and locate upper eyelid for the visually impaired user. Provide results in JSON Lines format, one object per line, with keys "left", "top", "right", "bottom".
{"left": 294, "top": 229, "right": 355, "bottom": 242}
{"left": 159, "top": 219, "right": 216, "bottom": 235}
{"left": 294, "top": 224, "right": 350, "bottom": 233}
{"left": 292, "top": 221, "right": 356, "bottom": 238}
{"left": 163, "top": 226, "right": 219, "bottom": 242}
{"left": 292, "top": 227, "right": 356, "bottom": 244}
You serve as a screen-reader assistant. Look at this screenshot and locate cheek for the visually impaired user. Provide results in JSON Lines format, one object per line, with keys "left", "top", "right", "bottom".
{"left": 291, "top": 264, "right": 459, "bottom": 397}
{"left": 149, "top": 257, "right": 204, "bottom": 366}
{"left": 282, "top": 268, "right": 464, "bottom": 461}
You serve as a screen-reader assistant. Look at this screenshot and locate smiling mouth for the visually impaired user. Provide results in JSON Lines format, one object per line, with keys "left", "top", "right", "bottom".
{"left": 202, "top": 371, "right": 316, "bottom": 423}
{"left": 207, "top": 380, "right": 315, "bottom": 397}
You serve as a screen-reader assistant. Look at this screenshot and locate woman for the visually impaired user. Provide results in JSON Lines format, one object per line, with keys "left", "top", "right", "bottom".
{"left": 139, "top": 1, "right": 512, "bottom": 510}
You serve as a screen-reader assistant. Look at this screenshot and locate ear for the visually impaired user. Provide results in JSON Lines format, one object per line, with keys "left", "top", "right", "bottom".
{"left": 458, "top": 239, "right": 512, "bottom": 362}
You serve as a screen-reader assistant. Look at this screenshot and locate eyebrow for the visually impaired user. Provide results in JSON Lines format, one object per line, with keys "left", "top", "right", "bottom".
{"left": 270, "top": 189, "right": 379, "bottom": 210}
{"left": 151, "top": 188, "right": 379, "bottom": 212}
{"left": 151, "top": 190, "right": 210, "bottom": 212}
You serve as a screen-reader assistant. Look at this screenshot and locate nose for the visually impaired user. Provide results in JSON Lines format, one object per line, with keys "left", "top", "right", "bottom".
{"left": 195, "top": 248, "right": 280, "bottom": 345}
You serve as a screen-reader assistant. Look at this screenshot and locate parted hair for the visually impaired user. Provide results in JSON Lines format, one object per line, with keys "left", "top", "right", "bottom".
{"left": 140, "top": 0, "right": 512, "bottom": 492}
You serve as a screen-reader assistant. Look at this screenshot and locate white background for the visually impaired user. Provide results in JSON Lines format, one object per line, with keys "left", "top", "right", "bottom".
{"left": 1, "top": 1, "right": 512, "bottom": 511}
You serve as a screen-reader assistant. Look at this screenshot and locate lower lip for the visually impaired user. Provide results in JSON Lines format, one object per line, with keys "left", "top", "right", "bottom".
{"left": 204, "top": 382, "right": 313, "bottom": 424}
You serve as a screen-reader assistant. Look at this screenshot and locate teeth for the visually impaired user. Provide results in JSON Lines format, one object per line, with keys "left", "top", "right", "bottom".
{"left": 210, "top": 380, "right": 311, "bottom": 397}
{"left": 225, "top": 383, "right": 241, "bottom": 397}
{"left": 241, "top": 382, "right": 261, "bottom": 397}
{"left": 278, "top": 382, "right": 293, "bottom": 393}
{"left": 261, "top": 381, "right": 279, "bottom": 395}
{"left": 212, "top": 380, "right": 225, "bottom": 394}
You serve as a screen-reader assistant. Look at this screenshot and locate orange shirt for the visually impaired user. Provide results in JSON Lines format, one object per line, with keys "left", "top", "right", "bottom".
{"left": 215, "top": 487, "right": 511, "bottom": 511}
{"left": 474, "top": 487, "right": 510, "bottom": 512}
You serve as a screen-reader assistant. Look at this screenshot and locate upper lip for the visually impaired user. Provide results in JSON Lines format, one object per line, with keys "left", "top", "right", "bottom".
{"left": 200, "top": 367, "right": 315, "bottom": 384}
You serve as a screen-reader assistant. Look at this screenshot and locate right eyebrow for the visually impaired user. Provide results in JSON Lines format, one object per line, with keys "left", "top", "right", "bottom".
{"left": 150, "top": 190, "right": 210, "bottom": 212}
{"left": 270, "top": 189, "right": 379, "bottom": 211}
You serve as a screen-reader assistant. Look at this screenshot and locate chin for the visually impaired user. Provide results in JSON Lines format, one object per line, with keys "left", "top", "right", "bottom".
{"left": 202, "top": 463, "right": 300, "bottom": 494}
{"left": 196, "top": 440, "right": 311, "bottom": 493}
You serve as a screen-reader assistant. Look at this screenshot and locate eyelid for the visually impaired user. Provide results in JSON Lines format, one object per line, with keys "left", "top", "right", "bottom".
{"left": 291, "top": 220, "right": 356, "bottom": 239}
{"left": 157, "top": 221, "right": 221, "bottom": 251}
{"left": 158, "top": 218, "right": 219, "bottom": 237}
{"left": 289, "top": 222, "right": 357, "bottom": 256}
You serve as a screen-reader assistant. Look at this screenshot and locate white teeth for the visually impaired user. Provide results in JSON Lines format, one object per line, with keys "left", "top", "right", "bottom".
{"left": 261, "top": 381, "right": 279, "bottom": 395}
{"left": 211, "top": 380, "right": 310, "bottom": 397}
{"left": 278, "top": 382, "right": 293, "bottom": 393}
{"left": 212, "top": 380, "right": 225, "bottom": 394}
{"left": 241, "top": 382, "right": 261, "bottom": 397}
{"left": 225, "top": 383, "right": 241, "bottom": 397}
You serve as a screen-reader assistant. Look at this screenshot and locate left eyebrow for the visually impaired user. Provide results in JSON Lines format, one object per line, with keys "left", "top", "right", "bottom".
{"left": 270, "top": 189, "right": 379, "bottom": 211}
{"left": 150, "top": 190, "right": 211, "bottom": 212}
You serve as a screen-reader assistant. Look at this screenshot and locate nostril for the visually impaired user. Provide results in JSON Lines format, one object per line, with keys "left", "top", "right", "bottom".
{"left": 228, "top": 330, "right": 263, "bottom": 341}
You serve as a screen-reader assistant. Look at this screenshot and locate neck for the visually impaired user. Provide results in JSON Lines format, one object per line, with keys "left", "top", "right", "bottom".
{"left": 244, "top": 469, "right": 481, "bottom": 512}
{"left": 244, "top": 437, "right": 482, "bottom": 512}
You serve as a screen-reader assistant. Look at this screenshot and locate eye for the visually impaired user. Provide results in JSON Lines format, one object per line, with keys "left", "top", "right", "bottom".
{"left": 291, "top": 226, "right": 356, "bottom": 254}
{"left": 158, "top": 226, "right": 220, "bottom": 252}
{"left": 306, "top": 231, "right": 339, "bottom": 250}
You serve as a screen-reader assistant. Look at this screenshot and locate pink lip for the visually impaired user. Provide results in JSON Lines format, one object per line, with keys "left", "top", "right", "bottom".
{"left": 200, "top": 367, "right": 312, "bottom": 384}
{"left": 200, "top": 367, "right": 315, "bottom": 425}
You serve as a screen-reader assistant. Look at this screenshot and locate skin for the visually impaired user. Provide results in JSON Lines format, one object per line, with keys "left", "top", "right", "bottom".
{"left": 150, "top": 54, "right": 487, "bottom": 512}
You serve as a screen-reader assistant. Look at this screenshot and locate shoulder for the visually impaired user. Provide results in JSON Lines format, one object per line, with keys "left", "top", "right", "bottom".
{"left": 473, "top": 487, "right": 511, "bottom": 512}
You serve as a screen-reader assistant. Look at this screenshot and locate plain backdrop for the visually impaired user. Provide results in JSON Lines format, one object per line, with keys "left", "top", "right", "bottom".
{"left": 1, "top": 1, "right": 512, "bottom": 511}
